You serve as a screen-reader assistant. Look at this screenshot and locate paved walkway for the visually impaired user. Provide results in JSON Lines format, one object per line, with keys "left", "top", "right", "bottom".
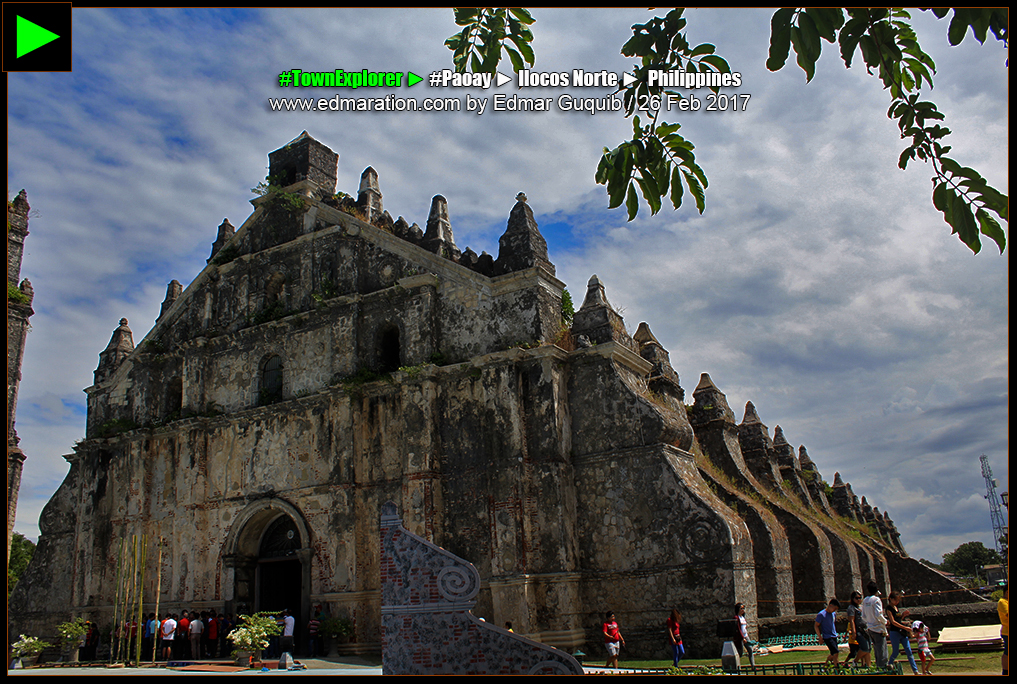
{"left": 10, "top": 658, "right": 383, "bottom": 676}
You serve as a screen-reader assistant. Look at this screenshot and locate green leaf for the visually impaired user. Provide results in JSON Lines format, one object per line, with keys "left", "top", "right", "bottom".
{"left": 947, "top": 11, "right": 969, "bottom": 46}
{"left": 699, "top": 54, "right": 730, "bottom": 73}
{"left": 690, "top": 43, "right": 715, "bottom": 57}
{"left": 682, "top": 169, "right": 705, "bottom": 214}
{"left": 796, "top": 11, "right": 822, "bottom": 62}
{"left": 636, "top": 175, "right": 662, "bottom": 215}
{"left": 626, "top": 183, "right": 639, "bottom": 221}
{"left": 622, "top": 32, "right": 654, "bottom": 57}
{"left": 506, "top": 46, "right": 523, "bottom": 72}
{"left": 932, "top": 182, "right": 950, "bottom": 213}
{"left": 766, "top": 8, "right": 795, "bottom": 71}
{"left": 790, "top": 25, "right": 817, "bottom": 82}
{"left": 805, "top": 7, "right": 843, "bottom": 42}
{"left": 838, "top": 17, "right": 868, "bottom": 68}
{"left": 669, "top": 165, "right": 684, "bottom": 210}
{"left": 508, "top": 8, "right": 534, "bottom": 25}
{"left": 952, "top": 197, "right": 981, "bottom": 252}
{"left": 976, "top": 209, "right": 1006, "bottom": 253}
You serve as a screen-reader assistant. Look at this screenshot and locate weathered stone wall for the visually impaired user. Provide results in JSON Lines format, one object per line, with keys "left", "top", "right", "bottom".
{"left": 10, "top": 133, "right": 980, "bottom": 662}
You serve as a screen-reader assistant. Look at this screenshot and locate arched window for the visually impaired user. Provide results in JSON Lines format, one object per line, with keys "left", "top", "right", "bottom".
{"left": 377, "top": 325, "right": 400, "bottom": 373}
{"left": 261, "top": 355, "right": 283, "bottom": 405}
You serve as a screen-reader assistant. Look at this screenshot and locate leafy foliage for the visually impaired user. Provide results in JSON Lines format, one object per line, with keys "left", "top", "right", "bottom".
{"left": 8, "top": 282, "right": 31, "bottom": 304}
{"left": 10, "top": 634, "right": 50, "bottom": 659}
{"left": 445, "top": 8, "right": 535, "bottom": 74}
{"left": 8, "top": 532, "right": 36, "bottom": 597}
{"left": 228, "top": 612, "right": 282, "bottom": 654}
{"left": 319, "top": 616, "right": 354, "bottom": 639}
{"left": 56, "top": 617, "right": 88, "bottom": 644}
{"left": 767, "top": 8, "right": 1007, "bottom": 254}
{"left": 446, "top": 8, "right": 1008, "bottom": 253}
{"left": 940, "top": 540, "right": 1002, "bottom": 578}
{"left": 596, "top": 9, "right": 730, "bottom": 219}
{"left": 560, "top": 287, "right": 574, "bottom": 327}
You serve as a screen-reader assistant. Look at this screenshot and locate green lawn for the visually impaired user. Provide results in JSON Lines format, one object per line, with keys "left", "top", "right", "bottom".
{"left": 615, "top": 643, "right": 1003, "bottom": 674}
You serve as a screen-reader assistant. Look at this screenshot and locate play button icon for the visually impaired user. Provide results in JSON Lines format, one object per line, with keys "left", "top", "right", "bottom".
{"left": 17, "top": 16, "right": 60, "bottom": 58}
{"left": 3, "top": 3, "right": 73, "bottom": 72}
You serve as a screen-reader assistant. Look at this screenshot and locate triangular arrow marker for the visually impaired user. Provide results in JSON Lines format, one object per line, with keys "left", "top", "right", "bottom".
{"left": 495, "top": 71, "right": 511, "bottom": 87}
{"left": 17, "top": 16, "right": 60, "bottom": 58}
{"left": 622, "top": 72, "right": 637, "bottom": 87}
{"left": 406, "top": 72, "right": 423, "bottom": 87}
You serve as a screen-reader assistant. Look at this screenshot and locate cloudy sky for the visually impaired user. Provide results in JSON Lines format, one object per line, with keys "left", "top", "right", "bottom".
{"left": 8, "top": 9, "right": 1008, "bottom": 565}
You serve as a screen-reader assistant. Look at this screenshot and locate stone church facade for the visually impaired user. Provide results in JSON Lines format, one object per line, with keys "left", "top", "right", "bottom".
{"left": 10, "top": 133, "right": 969, "bottom": 657}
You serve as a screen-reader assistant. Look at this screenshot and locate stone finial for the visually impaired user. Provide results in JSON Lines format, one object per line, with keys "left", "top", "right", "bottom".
{"left": 571, "top": 275, "right": 634, "bottom": 349}
{"left": 208, "top": 218, "right": 236, "bottom": 263}
{"left": 634, "top": 322, "right": 684, "bottom": 402}
{"left": 18, "top": 279, "right": 34, "bottom": 302}
{"left": 422, "top": 195, "right": 460, "bottom": 261}
{"left": 11, "top": 189, "right": 30, "bottom": 216}
{"left": 516, "top": 192, "right": 527, "bottom": 203}
{"left": 494, "top": 197, "right": 553, "bottom": 275}
{"left": 741, "top": 401, "right": 761, "bottom": 425}
{"left": 377, "top": 210, "right": 395, "bottom": 232}
{"left": 460, "top": 247, "right": 479, "bottom": 270}
{"left": 580, "top": 275, "right": 611, "bottom": 310}
{"left": 633, "top": 322, "right": 661, "bottom": 346}
{"left": 357, "top": 166, "right": 383, "bottom": 222}
{"left": 9, "top": 187, "right": 29, "bottom": 216}
{"left": 393, "top": 216, "right": 411, "bottom": 240}
{"left": 158, "top": 280, "right": 183, "bottom": 321}
{"left": 108, "top": 319, "right": 133, "bottom": 351}
{"left": 798, "top": 445, "right": 815, "bottom": 470}
{"left": 695, "top": 372, "right": 718, "bottom": 394}
{"left": 95, "top": 317, "right": 136, "bottom": 384}
{"left": 773, "top": 425, "right": 788, "bottom": 446}
{"left": 690, "top": 373, "right": 735, "bottom": 425}
{"left": 833, "top": 472, "right": 844, "bottom": 486}
{"left": 476, "top": 251, "right": 495, "bottom": 277}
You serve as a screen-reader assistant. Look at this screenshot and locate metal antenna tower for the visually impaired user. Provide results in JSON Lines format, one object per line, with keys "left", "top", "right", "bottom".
{"left": 980, "top": 454, "right": 1008, "bottom": 581}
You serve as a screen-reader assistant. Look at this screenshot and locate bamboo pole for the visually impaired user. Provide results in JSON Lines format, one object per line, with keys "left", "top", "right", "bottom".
{"left": 118, "top": 536, "right": 134, "bottom": 663}
{"left": 109, "top": 536, "right": 126, "bottom": 664}
{"left": 151, "top": 536, "right": 163, "bottom": 664}
{"left": 135, "top": 533, "right": 147, "bottom": 666}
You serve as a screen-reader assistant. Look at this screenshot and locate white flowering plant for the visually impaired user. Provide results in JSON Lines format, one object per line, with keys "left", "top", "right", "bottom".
{"left": 10, "top": 634, "right": 51, "bottom": 659}
{"left": 227, "top": 612, "right": 282, "bottom": 655}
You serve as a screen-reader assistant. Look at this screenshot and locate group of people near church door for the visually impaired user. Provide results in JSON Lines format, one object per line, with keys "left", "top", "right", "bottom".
{"left": 818, "top": 581, "right": 932, "bottom": 674}
{"left": 143, "top": 609, "right": 234, "bottom": 660}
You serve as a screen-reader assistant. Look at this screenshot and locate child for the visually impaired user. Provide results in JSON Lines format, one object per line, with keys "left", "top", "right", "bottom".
{"left": 912, "top": 620, "right": 934, "bottom": 675}
{"left": 815, "top": 598, "right": 842, "bottom": 668}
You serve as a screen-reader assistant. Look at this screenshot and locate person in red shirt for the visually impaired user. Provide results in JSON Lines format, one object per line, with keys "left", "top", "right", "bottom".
{"left": 603, "top": 611, "right": 625, "bottom": 669}
{"left": 666, "top": 609, "right": 684, "bottom": 667}
{"left": 176, "top": 610, "right": 190, "bottom": 659}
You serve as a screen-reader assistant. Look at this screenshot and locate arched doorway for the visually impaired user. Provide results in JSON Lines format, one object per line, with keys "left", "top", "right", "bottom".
{"left": 223, "top": 500, "right": 311, "bottom": 648}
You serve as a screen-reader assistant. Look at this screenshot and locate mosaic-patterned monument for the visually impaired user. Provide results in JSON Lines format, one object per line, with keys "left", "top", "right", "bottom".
{"left": 381, "top": 500, "right": 583, "bottom": 674}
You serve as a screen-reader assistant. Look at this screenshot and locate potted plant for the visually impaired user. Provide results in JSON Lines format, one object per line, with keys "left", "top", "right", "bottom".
{"left": 9, "top": 635, "right": 51, "bottom": 669}
{"left": 227, "top": 612, "right": 282, "bottom": 668}
{"left": 319, "top": 616, "right": 354, "bottom": 657}
{"left": 56, "top": 617, "right": 88, "bottom": 663}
